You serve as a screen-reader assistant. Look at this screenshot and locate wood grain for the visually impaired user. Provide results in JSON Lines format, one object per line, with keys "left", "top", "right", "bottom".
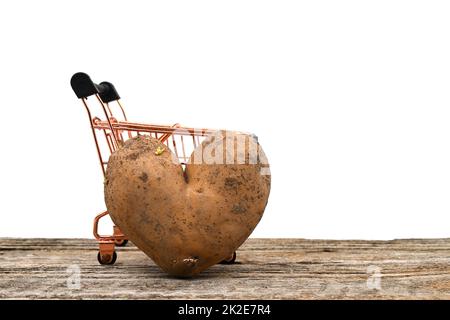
{"left": 1, "top": 238, "right": 450, "bottom": 299}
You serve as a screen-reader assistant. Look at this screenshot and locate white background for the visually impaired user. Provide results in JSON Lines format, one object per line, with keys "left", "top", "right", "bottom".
{"left": 1, "top": 1, "right": 450, "bottom": 239}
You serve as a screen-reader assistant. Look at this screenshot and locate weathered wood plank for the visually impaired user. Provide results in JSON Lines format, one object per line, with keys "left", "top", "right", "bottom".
{"left": 1, "top": 238, "right": 450, "bottom": 299}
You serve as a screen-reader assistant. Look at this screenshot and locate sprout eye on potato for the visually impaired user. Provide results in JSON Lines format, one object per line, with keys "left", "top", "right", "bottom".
{"left": 104, "top": 130, "right": 271, "bottom": 277}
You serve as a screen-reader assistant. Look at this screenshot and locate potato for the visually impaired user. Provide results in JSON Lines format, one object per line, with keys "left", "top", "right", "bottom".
{"left": 104, "top": 130, "right": 271, "bottom": 277}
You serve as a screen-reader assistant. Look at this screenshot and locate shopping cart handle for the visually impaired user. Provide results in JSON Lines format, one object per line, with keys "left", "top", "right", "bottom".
{"left": 70, "top": 72, "right": 120, "bottom": 103}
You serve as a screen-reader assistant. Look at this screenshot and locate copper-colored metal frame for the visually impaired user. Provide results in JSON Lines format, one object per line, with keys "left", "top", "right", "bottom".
{"left": 80, "top": 94, "right": 211, "bottom": 264}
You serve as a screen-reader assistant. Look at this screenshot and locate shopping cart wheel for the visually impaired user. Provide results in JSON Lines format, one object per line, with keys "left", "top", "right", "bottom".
{"left": 97, "top": 251, "right": 117, "bottom": 265}
{"left": 220, "top": 251, "right": 237, "bottom": 264}
{"left": 115, "top": 239, "right": 128, "bottom": 247}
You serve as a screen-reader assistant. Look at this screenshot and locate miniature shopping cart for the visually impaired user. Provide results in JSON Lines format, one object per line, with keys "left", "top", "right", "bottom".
{"left": 70, "top": 73, "right": 236, "bottom": 266}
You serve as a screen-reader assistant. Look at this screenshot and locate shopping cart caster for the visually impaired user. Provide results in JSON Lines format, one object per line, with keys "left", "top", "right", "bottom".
{"left": 220, "top": 251, "right": 237, "bottom": 264}
{"left": 97, "top": 251, "right": 117, "bottom": 265}
{"left": 112, "top": 226, "right": 128, "bottom": 247}
{"left": 97, "top": 240, "right": 117, "bottom": 265}
{"left": 115, "top": 239, "right": 128, "bottom": 247}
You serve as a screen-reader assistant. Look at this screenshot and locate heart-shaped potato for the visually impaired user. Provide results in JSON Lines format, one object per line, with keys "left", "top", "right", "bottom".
{"left": 104, "top": 130, "right": 271, "bottom": 277}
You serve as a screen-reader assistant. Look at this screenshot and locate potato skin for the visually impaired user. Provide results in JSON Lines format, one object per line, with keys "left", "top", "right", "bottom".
{"left": 104, "top": 131, "right": 270, "bottom": 277}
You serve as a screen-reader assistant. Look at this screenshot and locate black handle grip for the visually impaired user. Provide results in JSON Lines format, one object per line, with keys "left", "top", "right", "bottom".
{"left": 97, "top": 81, "right": 120, "bottom": 103}
{"left": 70, "top": 72, "right": 120, "bottom": 103}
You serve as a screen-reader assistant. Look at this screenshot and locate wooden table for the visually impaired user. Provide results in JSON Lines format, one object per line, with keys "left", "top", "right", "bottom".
{"left": 1, "top": 238, "right": 450, "bottom": 299}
